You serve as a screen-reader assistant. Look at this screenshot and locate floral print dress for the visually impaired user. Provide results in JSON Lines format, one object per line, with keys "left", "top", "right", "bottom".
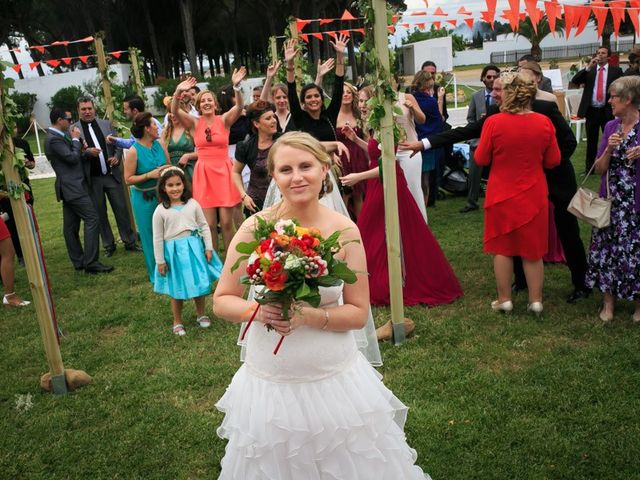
{"left": 586, "top": 125, "right": 640, "bottom": 300}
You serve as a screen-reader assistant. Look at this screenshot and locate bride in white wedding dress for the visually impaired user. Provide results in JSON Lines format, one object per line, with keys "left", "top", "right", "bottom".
{"left": 213, "top": 132, "right": 430, "bottom": 479}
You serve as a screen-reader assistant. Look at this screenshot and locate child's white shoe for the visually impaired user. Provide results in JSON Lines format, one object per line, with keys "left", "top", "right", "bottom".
{"left": 197, "top": 316, "right": 211, "bottom": 328}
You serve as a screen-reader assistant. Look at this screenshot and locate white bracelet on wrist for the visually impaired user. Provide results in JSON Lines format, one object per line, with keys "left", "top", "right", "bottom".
{"left": 233, "top": 85, "right": 242, "bottom": 92}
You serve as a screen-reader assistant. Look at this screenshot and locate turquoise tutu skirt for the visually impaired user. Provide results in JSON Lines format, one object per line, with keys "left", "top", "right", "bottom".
{"left": 153, "top": 234, "right": 222, "bottom": 300}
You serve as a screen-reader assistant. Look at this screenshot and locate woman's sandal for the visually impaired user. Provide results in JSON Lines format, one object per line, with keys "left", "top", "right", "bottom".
{"left": 172, "top": 324, "right": 186, "bottom": 336}
{"left": 197, "top": 316, "right": 211, "bottom": 328}
{"left": 3, "top": 293, "right": 31, "bottom": 307}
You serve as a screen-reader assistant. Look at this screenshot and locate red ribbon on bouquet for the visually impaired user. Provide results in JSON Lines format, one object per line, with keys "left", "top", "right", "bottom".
{"left": 239, "top": 303, "right": 287, "bottom": 355}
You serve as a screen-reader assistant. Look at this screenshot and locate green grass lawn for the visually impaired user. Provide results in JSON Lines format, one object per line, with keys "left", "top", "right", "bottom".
{"left": 1, "top": 141, "right": 639, "bottom": 479}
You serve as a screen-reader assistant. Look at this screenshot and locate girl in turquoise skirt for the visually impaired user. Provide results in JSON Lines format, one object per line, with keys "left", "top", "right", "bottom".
{"left": 152, "top": 167, "right": 222, "bottom": 336}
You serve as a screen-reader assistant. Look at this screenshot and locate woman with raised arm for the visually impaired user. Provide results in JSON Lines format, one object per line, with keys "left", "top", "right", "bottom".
{"left": 284, "top": 36, "right": 347, "bottom": 143}
{"left": 161, "top": 108, "right": 197, "bottom": 182}
{"left": 260, "top": 61, "right": 294, "bottom": 133}
{"left": 171, "top": 67, "right": 247, "bottom": 254}
{"left": 213, "top": 131, "right": 429, "bottom": 479}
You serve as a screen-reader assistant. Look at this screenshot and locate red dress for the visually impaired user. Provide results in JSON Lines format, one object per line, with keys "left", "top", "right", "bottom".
{"left": 475, "top": 112, "right": 561, "bottom": 260}
{"left": 192, "top": 116, "right": 241, "bottom": 208}
{"left": 357, "top": 139, "right": 463, "bottom": 306}
{"left": 0, "top": 217, "right": 9, "bottom": 241}
{"left": 336, "top": 126, "right": 369, "bottom": 198}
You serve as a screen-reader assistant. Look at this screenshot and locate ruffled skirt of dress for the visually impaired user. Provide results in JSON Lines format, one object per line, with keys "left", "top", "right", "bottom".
{"left": 215, "top": 353, "right": 430, "bottom": 480}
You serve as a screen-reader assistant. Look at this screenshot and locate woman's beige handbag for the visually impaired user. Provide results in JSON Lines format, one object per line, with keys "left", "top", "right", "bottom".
{"left": 567, "top": 162, "right": 611, "bottom": 228}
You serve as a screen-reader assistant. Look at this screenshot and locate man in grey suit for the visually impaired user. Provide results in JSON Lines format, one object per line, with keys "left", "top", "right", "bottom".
{"left": 74, "top": 96, "right": 139, "bottom": 257}
{"left": 460, "top": 64, "right": 500, "bottom": 213}
{"left": 44, "top": 108, "right": 113, "bottom": 273}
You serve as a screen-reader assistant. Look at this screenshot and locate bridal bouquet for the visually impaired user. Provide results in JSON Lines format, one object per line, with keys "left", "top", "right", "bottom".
{"left": 233, "top": 217, "right": 358, "bottom": 354}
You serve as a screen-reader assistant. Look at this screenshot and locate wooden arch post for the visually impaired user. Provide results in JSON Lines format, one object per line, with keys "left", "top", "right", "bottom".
{"left": 94, "top": 32, "right": 137, "bottom": 236}
{"left": 0, "top": 66, "right": 69, "bottom": 394}
{"left": 371, "top": 0, "right": 405, "bottom": 344}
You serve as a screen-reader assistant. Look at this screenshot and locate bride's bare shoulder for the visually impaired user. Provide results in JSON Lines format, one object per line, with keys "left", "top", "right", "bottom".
{"left": 319, "top": 206, "right": 360, "bottom": 237}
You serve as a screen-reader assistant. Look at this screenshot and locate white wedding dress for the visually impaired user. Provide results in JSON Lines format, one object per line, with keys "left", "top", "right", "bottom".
{"left": 216, "top": 284, "right": 430, "bottom": 479}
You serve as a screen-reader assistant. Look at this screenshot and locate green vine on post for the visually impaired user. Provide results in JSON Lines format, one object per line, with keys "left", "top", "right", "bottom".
{"left": 0, "top": 60, "right": 30, "bottom": 199}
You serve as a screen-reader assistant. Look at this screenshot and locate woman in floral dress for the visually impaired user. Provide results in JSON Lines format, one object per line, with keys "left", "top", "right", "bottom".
{"left": 586, "top": 76, "right": 640, "bottom": 322}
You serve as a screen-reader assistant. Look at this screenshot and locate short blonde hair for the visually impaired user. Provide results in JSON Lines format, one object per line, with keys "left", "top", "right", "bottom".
{"left": 500, "top": 72, "right": 536, "bottom": 114}
{"left": 194, "top": 90, "right": 217, "bottom": 115}
{"left": 267, "top": 131, "right": 333, "bottom": 196}
{"left": 412, "top": 70, "right": 435, "bottom": 92}
{"left": 609, "top": 76, "right": 640, "bottom": 108}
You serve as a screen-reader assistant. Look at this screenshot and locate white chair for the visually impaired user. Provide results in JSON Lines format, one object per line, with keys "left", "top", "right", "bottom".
{"left": 565, "top": 93, "right": 586, "bottom": 143}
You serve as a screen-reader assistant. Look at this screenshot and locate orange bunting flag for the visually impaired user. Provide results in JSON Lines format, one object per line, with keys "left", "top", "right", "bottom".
{"left": 458, "top": 7, "right": 472, "bottom": 15}
{"left": 12, "top": 64, "right": 21, "bottom": 74}
{"left": 79, "top": 55, "right": 89, "bottom": 64}
{"left": 32, "top": 45, "right": 45, "bottom": 54}
{"left": 319, "top": 19, "right": 333, "bottom": 25}
{"left": 392, "top": 14, "right": 399, "bottom": 23}
{"left": 339, "top": 30, "right": 350, "bottom": 37}
{"left": 563, "top": 4, "right": 578, "bottom": 39}
{"left": 433, "top": 21, "right": 441, "bottom": 30}
{"left": 464, "top": 18, "right": 475, "bottom": 29}
{"left": 433, "top": 7, "right": 447, "bottom": 16}
{"left": 62, "top": 57, "right": 72, "bottom": 65}
{"left": 573, "top": 5, "right": 592, "bottom": 37}
{"left": 299, "top": 34, "right": 309, "bottom": 43}
{"left": 481, "top": 10, "right": 496, "bottom": 28}
{"left": 326, "top": 31, "right": 337, "bottom": 40}
{"left": 447, "top": 19, "right": 458, "bottom": 27}
{"left": 590, "top": 0, "right": 609, "bottom": 38}
{"left": 416, "top": 22, "right": 426, "bottom": 30}
{"left": 311, "top": 32, "right": 324, "bottom": 40}
{"left": 296, "top": 19, "right": 310, "bottom": 32}
{"left": 486, "top": 0, "right": 498, "bottom": 13}
{"left": 387, "top": 25, "right": 396, "bottom": 33}
{"left": 52, "top": 40, "right": 70, "bottom": 46}
{"left": 46, "top": 59, "right": 61, "bottom": 68}
{"left": 81, "top": 36, "right": 94, "bottom": 42}
{"left": 340, "top": 9, "right": 356, "bottom": 21}
{"left": 110, "top": 51, "right": 122, "bottom": 59}
{"left": 502, "top": 9, "right": 520, "bottom": 31}
{"left": 411, "top": 11, "right": 427, "bottom": 16}
{"left": 29, "top": 61, "right": 40, "bottom": 70}
{"left": 544, "top": 1, "right": 561, "bottom": 32}
{"left": 609, "top": 0, "right": 626, "bottom": 37}
{"left": 524, "top": 0, "right": 542, "bottom": 33}
{"left": 628, "top": 0, "right": 640, "bottom": 37}
{"left": 399, "top": 23, "right": 410, "bottom": 28}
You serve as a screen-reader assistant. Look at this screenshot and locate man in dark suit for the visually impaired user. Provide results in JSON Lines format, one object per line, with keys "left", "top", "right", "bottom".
{"left": 44, "top": 108, "right": 113, "bottom": 273}
{"left": 74, "top": 96, "right": 139, "bottom": 258}
{"left": 399, "top": 77, "right": 591, "bottom": 303}
{"left": 571, "top": 46, "right": 623, "bottom": 173}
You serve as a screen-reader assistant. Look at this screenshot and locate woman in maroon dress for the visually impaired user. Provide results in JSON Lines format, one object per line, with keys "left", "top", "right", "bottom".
{"left": 340, "top": 90, "right": 462, "bottom": 306}
{"left": 475, "top": 73, "right": 561, "bottom": 314}
{"left": 336, "top": 82, "right": 369, "bottom": 219}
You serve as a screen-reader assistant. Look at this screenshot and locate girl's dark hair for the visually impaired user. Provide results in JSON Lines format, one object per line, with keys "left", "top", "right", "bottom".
{"left": 156, "top": 168, "right": 192, "bottom": 208}
{"left": 299, "top": 83, "right": 325, "bottom": 111}
{"left": 131, "top": 112, "right": 153, "bottom": 139}
{"left": 217, "top": 84, "right": 235, "bottom": 114}
{"left": 246, "top": 100, "right": 276, "bottom": 133}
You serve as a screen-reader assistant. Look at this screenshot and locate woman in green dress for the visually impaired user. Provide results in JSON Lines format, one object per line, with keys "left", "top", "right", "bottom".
{"left": 161, "top": 111, "right": 197, "bottom": 182}
{"left": 124, "top": 112, "right": 171, "bottom": 281}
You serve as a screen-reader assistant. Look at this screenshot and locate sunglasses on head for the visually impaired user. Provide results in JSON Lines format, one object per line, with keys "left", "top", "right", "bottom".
{"left": 205, "top": 127, "right": 212, "bottom": 142}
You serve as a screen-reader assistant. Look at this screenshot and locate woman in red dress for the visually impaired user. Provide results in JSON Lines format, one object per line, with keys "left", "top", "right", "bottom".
{"left": 475, "top": 73, "right": 561, "bottom": 314}
{"left": 171, "top": 68, "right": 247, "bottom": 254}
{"left": 340, "top": 88, "right": 462, "bottom": 306}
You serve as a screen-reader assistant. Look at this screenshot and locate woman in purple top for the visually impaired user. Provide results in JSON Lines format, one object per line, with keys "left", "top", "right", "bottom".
{"left": 586, "top": 76, "right": 640, "bottom": 322}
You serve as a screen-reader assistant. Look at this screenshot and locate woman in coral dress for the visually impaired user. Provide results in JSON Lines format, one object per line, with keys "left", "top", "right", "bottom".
{"left": 171, "top": 68, "right": 247, "bottom": 254}
{"left": 474, "top": 72, "right": 561, "bottom": 314}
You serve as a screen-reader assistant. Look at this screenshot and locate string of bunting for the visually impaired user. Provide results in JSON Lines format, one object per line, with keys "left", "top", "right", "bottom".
{"left": 0, "top": 36, "right": 95, "bottom": 55}
{"left": 9, "top": 51, "right": 128, "bottom": 74}
{"left": 394, "top": 0, "right": 640, "bottom": 38}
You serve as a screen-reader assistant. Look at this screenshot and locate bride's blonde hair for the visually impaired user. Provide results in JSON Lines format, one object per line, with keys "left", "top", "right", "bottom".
{"left": 267, "top": 131, "right": 333, "bottom": 197}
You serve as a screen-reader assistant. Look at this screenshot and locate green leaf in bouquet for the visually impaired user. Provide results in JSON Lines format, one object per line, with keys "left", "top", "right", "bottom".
{"left": 331, "top": 262, "right": 358, "bottom": 284}
{"left": 236, "top": 241, "right": 259, "bottom": 254}
{"left": 304, "top": 291, "right": 322, "bottom": 308}
{"left": 315, "top": 276, "right": 343, "bottom": 287}
{"left": 295, "top": 281, "right": 311, "bottom": 299}
{"left": 231, "top": 254, "right": 249, "bottom": 272}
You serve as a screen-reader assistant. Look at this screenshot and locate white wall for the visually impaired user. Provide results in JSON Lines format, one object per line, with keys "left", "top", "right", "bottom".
{"left": 11, "top": 64, "right": 131, "bottom": 126}
{"left": 402, "top": 36, "right": 454, "bottom": 73}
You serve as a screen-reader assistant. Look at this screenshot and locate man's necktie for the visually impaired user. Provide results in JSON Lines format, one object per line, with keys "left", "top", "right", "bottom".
{"left": 596, "top": 66, "right": 605, "bottom": 103}
{"left": 87, "top": 122, "right": 108, "bottom": 174}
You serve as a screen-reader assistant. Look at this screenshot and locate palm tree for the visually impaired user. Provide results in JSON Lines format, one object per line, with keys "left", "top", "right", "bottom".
{"left": 516, "top": 16, "right": 565, "bottom": 61}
